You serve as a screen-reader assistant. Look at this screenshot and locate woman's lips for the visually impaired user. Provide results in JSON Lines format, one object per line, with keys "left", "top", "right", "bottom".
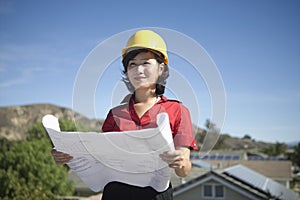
{"left": 134, "top": 76, "right": 146, "bottom": 81}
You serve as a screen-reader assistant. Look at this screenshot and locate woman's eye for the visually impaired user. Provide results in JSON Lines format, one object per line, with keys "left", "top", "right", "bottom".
{"left": 129, "top": 63, "right": 136, "bottom": 67}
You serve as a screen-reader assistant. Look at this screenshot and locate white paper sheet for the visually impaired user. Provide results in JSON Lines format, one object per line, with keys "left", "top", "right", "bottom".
{"left": 42, "top": 113, "right": 175, "bottom": 192}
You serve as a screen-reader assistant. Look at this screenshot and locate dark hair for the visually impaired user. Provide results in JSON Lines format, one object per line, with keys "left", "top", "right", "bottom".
{"left": 122, "top": 49, "right": 169, "bottom": 95}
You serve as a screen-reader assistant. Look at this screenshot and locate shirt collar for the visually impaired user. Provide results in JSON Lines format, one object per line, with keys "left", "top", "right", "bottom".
{"left": 128, "top": 94, "right": 168, "bottom": 104}
{"left": 158, "top": 95, "right": 168, "bottom": 103}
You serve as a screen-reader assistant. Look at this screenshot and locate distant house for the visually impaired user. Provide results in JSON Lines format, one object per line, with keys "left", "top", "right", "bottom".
{"left": 206, "top": 160, "right": 292, "bottom": 188}
{"left": 173, "top": 165, "right": 299, "bottom": 200}
{"left": 191, "top": 150, "right": 293, "bottom": 188}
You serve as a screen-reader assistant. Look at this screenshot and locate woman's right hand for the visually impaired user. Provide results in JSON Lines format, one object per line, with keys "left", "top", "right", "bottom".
{"left": 51, "top": 149, "right": 73, "bottom": 165}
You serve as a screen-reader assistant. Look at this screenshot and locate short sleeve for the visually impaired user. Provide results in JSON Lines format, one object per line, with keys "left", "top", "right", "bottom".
{"left": 173, "top": 104, "right": 198, "bottom": 150}
{"left": 102, "top": 110, "right": 116, "bottom": 132}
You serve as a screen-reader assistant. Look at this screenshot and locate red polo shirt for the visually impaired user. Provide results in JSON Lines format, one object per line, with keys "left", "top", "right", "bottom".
{"left": 102, "top": 95, "right": 198, "bottom": 150}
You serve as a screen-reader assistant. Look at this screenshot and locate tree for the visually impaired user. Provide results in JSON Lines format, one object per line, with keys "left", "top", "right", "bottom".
{"left": 26, "top": 118, "right": 79, "bottom": 141}
{"left": 58, "top": 118, "right": 78, "bottom": 132}
{"left": 26, "top": 122, "right": 50, "bottom": 141}
{"left": 196, "top": 119, "right": 223, "bottom": 150}
{"left": 287, "top": 142, "right": 300, "bottom": 168}
{"left": 0, "top": 119, "right": 77, "bottom": 200}
{"left": 260, "top": 142, "right": 287, "bottom": 157}
{"left": 242, "top": 134, "right": 252, "bottom": 140}
{"left": 294, "top": 142, "right": 300, "bottom": 167}
{"left": 0, "top": 137, "right": 14, "bottom": 152}
{"left": 205, "top": 119, "right": 217, "bottom": 130}
{"left": 0, "top": 139, "right": 75, "bottom": 200}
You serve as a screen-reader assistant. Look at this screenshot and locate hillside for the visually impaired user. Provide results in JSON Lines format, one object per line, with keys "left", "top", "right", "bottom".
{"left": 0, "top": 104, "right": 273, "bottom": 149}
{"left": 0, "top": 104, "right": 102, "bottom": 141}
{"left": 216, "top": 133, "right": 271, "bottom": 149}
{"left": 194, "top": 129, "right": 272, "bottom": 150}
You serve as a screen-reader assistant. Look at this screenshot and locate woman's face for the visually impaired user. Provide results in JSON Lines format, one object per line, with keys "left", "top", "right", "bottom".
{"left": 126, "top": 51, "right": 164, "bottom": 91}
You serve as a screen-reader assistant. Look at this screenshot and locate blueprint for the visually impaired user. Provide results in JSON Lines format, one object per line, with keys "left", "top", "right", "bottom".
{"left": 42, "top": 113, "right": 174, "bottom": 192}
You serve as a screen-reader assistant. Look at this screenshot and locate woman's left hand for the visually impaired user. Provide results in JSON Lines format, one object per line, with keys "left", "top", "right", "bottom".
{"left": 159, "top": 147, "right": 191, "bottom": 177}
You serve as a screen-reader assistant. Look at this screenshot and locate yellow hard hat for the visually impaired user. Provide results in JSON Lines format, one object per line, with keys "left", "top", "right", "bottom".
{"left": 122, "top": 30, "right": 168, "bottom": 64}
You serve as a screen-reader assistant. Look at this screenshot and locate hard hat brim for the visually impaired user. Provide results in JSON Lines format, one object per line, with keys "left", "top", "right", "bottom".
{"left": 122, "top": 46, "right": 168, "bottom": 64}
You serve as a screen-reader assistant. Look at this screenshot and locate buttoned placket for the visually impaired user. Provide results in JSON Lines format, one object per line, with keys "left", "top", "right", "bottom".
{"left": 128, "top": 96, "right": 164, "bottom": 129}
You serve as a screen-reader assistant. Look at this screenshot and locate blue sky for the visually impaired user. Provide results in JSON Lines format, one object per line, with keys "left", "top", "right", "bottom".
{"left": 0, "top": 0, "right": 299, "bottom": 143}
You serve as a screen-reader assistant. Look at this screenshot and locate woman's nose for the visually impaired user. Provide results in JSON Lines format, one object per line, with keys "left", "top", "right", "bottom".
{"left": 137, "top": 65, "right": 144, "bottom": 73}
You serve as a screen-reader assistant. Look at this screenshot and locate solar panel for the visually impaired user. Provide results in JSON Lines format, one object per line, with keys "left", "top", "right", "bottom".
{"left": 224, "top": 165, "right": 299, "bottom": 200}
{"left": 232, "top": 155, "right": 240, "bottom": 160}
{"left": 190, "top": 154, "right": 199, "bottom": 159}
{"left": 202, "top": 155, "right": 208, "bottom": 160}
{"left": 224, "top": 155, "right": 232, "bottom": 160}
{"left": 192, "top": 160, "right": 212, "bottom": 169}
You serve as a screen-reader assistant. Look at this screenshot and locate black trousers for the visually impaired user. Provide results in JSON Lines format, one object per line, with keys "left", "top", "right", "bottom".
{"left": 101, "top": 182, "right": 173, "bottom": 200}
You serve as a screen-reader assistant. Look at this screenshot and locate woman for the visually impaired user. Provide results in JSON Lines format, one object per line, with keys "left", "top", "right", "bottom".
{"left": 52, "top": 30, "right": 198, "bottom": 200}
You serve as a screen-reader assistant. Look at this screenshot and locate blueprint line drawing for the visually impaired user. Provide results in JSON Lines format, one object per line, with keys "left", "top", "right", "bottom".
{"left": 42, "top": 113, "right": 174, "bottom": 192}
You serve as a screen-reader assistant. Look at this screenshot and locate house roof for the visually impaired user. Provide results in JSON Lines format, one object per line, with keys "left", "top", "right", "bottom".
{"left": 173, "top": 164, "right": 299, "bottom": 200}
{"left": 204, "top": 160, "right": 292, "bottom": 180}
{"left": 173, "top": 170, "right": 268, "bottom": 200}
{"left": 224, "top": 165, "right": 299, "bottom": 200}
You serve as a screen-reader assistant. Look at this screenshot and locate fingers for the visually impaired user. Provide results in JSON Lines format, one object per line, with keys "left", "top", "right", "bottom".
{"left": 159, "top": 151, "right": 185, "bottom": 169}
{"left": 159, "top": 152, "right": 184, "bottom": 164}
{"left": 169, "top": 163, "right": 183, "bottom": 169}
{"left": 167, "top": 158, "right": 185, "bottom": 169}
{"left": 51, "top": 149, "right": 73, "bottom": 165}
{"left": 160, "top": 148, "right": 190, "bottom": 169}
